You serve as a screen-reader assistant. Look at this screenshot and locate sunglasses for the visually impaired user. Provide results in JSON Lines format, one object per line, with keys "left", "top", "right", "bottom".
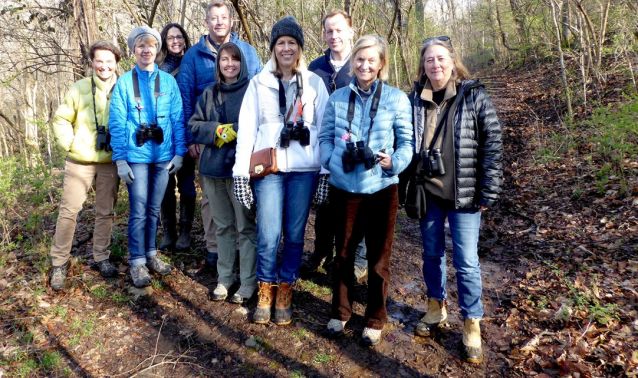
{"left": 422, "top": 35, "right": 451, "bottom": 45}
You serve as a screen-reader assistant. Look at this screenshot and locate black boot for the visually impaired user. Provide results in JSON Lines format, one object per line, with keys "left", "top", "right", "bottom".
{"left": 160, "top": 177, "right": 177, "bottom": 251}
{"left": 175, "top": 195, "right": 195, "bottom": 251}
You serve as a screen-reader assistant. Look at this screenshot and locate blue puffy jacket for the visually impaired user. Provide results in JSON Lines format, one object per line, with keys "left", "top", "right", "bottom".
{"left": 109, "top": 65, "right": 187, "bottom": 163}
{"left": 177, "top": 33, "right": 261, "bottom": 142}
{"left": 319, "top": 79, "right": 413, "bottom": 194}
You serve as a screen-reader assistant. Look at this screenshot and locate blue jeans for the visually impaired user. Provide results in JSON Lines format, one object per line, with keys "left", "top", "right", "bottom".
{"left": 127, "top": 162, "right": 169, "bottom": 267}
{"left": 419, "top": 195, "right": 483, "bottom": 319}
{"left": 254, "top": 171, "right": 318, "bottom": 283}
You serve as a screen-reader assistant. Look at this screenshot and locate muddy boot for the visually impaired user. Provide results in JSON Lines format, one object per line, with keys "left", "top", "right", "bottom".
{"left": 415, "top": 299, "right": 448, "bottom": 337}
{"left": 462, "top": 318, "right": 483, "bottom": 364}
{"left": 175, "top": 196, "right": 195, "bottom": 251}
{"left": 273, "top": 282, "right": 293, "bottom": 325}
{"left": 160, "top": 187, "right": 177, "bottom": 251}
{"left": 50, "top": 262, "right": 69, "bottom": 291}
{"left": 254, "top": 282, "right": 276, "bottom": 324}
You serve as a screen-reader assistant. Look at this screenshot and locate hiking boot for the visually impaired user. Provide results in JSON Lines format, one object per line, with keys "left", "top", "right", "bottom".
{"left": 147, "top": 255, "right": 172, "bottom": 275}
{"left": 415, "top": 299, "right": 449, "bottom": 337}
{"left": 211, "top": 283, "right": 228, "bottom": 301}
{"left": 175, "top": 227, "right": 192, "bottom": 250}
{"left": 175, "top": 197, "right": 195, "bottom": 251}
{"left": 50, "top": 263, "right": 68, "bottom": 291}
{"left": 299, "top": 258, "right": 321, "bottom": 278}
{"left": 354, "top": 265, "right": 368, "bottom": 284}
{"left": 462, "top": 318, "right": 483, "bottom": 364}
{"left": 130, "top": 265, "right": 151, "bottom": 288}
{"left": 361, "top": 327, "right": 382, "bottom": 347}
{"left": 325, "top": 318, "right": 347, "bottom": 338}
{"left": 273, "top": 282, "right": 293, "bottom": 325}
{"left": 159, "top": 232, "right": 176, "bottom": 251}
{"left": 254, "top": 282, "right": 276, "bottom": 324}
{"left": 97, "top": 259, "right": 118, "bottom": 278}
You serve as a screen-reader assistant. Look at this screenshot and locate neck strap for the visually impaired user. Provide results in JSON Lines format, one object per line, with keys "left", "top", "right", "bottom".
{"left": 426, "top": 102, "right": 452, "bottom": 152}
{"left": 346, "top": 81, "right": 383, "bottom": 137}
{"left": 278, "top": 72, "right": 304, "bottom": 122}
{"left": 91, "top": 76, "right": 115, "bottom": 130}
{"left": 132, "top": 69, "right": 161, "bottom": 125}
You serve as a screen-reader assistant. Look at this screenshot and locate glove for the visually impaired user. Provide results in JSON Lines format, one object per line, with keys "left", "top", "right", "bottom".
{"left": 214, "top": 123, "right": 237, "bottom": 148}
{"left": 233, "top": 176, "right": 254, "bottom": 209}
{"left": 313, "top": 174, "right": 330, "bottom": 206}
{"left": 167, "top": 155, "right": 183, "bottom": 175}
{"left": 116, "top": 160, "right": 134, "bottom": 184}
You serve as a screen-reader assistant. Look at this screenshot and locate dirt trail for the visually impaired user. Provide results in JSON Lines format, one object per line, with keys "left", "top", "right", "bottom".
{"left": 1, "top": 67, "right": 577, "bottom": 377}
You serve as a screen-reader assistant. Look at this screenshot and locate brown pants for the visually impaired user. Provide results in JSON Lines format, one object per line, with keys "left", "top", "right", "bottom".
{"left": 331, "top": 184, "right": 398, "bottom": 330}
{"left": 50, "top": 160, "right": 119, "bottom": 267}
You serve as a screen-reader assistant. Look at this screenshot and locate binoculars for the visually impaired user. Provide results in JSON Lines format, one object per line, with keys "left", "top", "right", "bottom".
{"left": 342, "top": 141, "right": 376, "bottom": 173}
{"left": 280, "top": 120, "right": 310, "bottom": 148}
{"left": 420, "top": 148, "right": 446, "bottom": 177}
{"left": 95, "top": 125, "right": 111, "bottom": 152}
{"left": 135, "top": 123, "right": 164, "bottom": 147}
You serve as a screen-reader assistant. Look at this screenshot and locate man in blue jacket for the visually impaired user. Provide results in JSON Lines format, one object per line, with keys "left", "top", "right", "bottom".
{"left": 177, "top": 0, "right": 261, "bottom": 268}
{"left": 304, "top": 10, "right": 368, "bottom": 283}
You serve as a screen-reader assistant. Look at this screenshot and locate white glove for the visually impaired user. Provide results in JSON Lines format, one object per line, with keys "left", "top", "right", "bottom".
{"left": 313, "top": 174, "right": 330, "bottom": 206}
{"left": 233, "top": 176, "right": 254, "bottom": 209}
{"left": 116, "top": 160, "right": 134, "bottom": 184}
{"left": 167, "top": 155, "right": 183, "bottom": 175}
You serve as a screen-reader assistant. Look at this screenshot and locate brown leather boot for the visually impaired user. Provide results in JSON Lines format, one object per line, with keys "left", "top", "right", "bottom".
{"left": 253, "top": 282, "right": 276, "bottom": 324}
{"left": 273, "top": 282, "right": 293, "bottom": 325}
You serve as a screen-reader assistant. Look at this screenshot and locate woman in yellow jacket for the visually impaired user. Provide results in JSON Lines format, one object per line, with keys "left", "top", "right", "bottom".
{"left": 49, "top": 41, "right": 122, "bottom": 290}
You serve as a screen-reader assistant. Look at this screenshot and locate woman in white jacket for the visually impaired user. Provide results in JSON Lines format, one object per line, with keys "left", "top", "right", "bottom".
{"left": 232, "top": 16, "right": 329, "bottom": 325}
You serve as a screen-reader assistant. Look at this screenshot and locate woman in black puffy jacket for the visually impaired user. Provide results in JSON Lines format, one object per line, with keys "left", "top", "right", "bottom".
{"left": 407, "top": 36, "right": 502, "bottom": 364}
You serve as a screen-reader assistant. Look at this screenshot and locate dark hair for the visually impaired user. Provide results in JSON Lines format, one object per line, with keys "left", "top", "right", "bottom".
{"left": 157, "top": 23, "right": 191, "bottom": 64}
{"left": 89, "top": 40, "right": 122, "bottom": 63}
{"left": 215, "top": 42, "right": 242, "bottom": 86}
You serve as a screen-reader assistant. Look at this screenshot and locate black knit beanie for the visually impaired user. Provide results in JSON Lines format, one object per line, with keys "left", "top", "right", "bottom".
{"left": 270, "top": 16, "right": 304, "bottom": 51}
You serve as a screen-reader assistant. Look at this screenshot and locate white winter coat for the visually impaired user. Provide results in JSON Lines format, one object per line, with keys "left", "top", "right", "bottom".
{"left": 233, "top": 58, "right": 329, "bottom": 177}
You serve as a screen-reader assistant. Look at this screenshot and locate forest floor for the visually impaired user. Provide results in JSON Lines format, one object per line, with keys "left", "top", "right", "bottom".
{"left": 1, "top": 63, "right": 637, "bottom": 377}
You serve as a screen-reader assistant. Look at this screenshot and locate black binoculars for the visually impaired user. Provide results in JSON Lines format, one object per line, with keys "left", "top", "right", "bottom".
{"left": 420, "top": 148, "right": 446, "bottom": 177}
{"left": 342, "top": 141, "right": 376, "bottom": 173}
{"left": 95, "top": 125, "right": 111, "bottom": 152}
{"left": 280, "top": 120, "right": 310, "bottom": 148}
{"left": 135, "top": 123, "right": 164, "bottom": 147}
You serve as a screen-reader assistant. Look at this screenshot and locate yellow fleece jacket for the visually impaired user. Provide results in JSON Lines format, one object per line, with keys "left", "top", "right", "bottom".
{"left": 52, "top": 74, "right": 116, "bottom": 163}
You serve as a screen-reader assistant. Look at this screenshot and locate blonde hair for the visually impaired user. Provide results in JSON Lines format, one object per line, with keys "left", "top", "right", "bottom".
{"left": 417, "top": 38, "right": 470, "bottom": 84}
{"left": 134, "top": 34, "right": 158, "bottom": 49}
{"left": 349, "top": 34, "right": 389, "bottom": 81}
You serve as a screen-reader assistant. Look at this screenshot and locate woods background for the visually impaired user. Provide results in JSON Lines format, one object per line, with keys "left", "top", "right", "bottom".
{"left": 0, "top": 0, "right": 635, "bottom": 163}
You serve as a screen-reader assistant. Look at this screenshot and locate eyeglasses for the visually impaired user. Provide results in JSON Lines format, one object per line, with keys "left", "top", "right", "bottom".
{"left": 422, "top": 35, "right": 451, "bottom": 45}
{"left": 167, "top": 35, "right": 184, "bottom": 42}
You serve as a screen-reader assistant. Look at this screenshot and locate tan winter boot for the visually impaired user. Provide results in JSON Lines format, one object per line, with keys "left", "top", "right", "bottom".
{"left": 254, "top": 282, "right": 276, "bottom": 324}
{"left": 462, "top": 318, "right": 483, "bottom": 364}
{"left": 273, "top": 282, "right": 293, "bottom": 325}
{"left": 415, "top": 298, "right": 448, "bottom": 337}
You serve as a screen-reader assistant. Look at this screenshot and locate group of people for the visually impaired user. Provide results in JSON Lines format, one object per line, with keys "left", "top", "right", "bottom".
{"left": 48, "top": 1, "right": 502, "bottom": 364}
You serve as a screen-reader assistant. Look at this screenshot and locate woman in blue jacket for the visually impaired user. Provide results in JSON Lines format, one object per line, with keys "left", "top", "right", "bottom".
{"left": 189, "top": 43, "right": 256, "bottom": 304}
{"left": 318, "top": 35, "right": 413, "bottom": 346}
{"left": 109, "top": 26, "right": 187, "bottom": 288}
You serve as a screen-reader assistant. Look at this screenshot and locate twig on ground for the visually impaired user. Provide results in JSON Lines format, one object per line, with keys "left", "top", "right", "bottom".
{"left": 150, "top": 316, "right": 166, "bottom": 367}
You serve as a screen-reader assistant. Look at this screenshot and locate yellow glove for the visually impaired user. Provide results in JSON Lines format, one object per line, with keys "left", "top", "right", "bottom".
{"left": 214, "top": 123, "right": 236, "bottom": 148}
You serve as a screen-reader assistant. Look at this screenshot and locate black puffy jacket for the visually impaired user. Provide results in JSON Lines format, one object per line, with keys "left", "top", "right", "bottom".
{"left": 410, "top": 79, "right": 503, "bottom": 208}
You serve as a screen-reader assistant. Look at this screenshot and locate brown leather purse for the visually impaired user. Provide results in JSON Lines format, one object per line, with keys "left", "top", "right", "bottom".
{"left": 249, "top": 147, "right": 278, "bottom": 178}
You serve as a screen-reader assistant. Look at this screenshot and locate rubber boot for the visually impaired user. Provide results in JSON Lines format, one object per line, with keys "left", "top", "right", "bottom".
{"left": 159, "top": 186, "right": 177, "bottom": 251}
{"left": 273, "top": 282, "right": 293, "bottom": 325}
{"left": 254, "top": 282, "right": 276, "bottom": 324}
{"left": 415, "top": 299, "right": 448, "bottom": 337}
{"left": 175, "top": 195, "right": 195, "bottom": 251}
{"left": 462, "top": 318, "right": 483, "bottom": 364}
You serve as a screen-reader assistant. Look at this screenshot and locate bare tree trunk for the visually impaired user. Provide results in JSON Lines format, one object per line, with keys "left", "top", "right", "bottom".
{"left": 550, "top": 0, "right": 573, "bottom": 121}
{"left": 488, "top": 0, "right": 502, "bottom": 61}
{"left": 231, "top": 0, "right": 254, "bottom": 45}
{"left": 561, "top": 0, "right": 571, "bottom": 47}
{"left": 73, "top": 0, "right": 98, "bottom": 76}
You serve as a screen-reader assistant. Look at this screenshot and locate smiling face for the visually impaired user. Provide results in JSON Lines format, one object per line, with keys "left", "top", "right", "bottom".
{"left": 206, "top": 5, "right": 232, "bottom": 44}
{"left": 423, "top": 44, "right": 454, "bottom": 90}
{"left": 274, "top": 36, "right": 300, "bottom": 72}
{"left": 353, "top": 46, "right": 382, "bottom": 90}
{"left": 134, "top": 36, "right": 158, "bottom": 71}
{"left": 323, "top": 14, "right": 353, "bottom": 57}
{"left": 92, "top": 49, "right": 117, "bottom": 81}
{"left": 218, "top": 49, "right": 240, "bottom": 83}
{"left": 166, "top": 27, "right": 185, "bottom": 55}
